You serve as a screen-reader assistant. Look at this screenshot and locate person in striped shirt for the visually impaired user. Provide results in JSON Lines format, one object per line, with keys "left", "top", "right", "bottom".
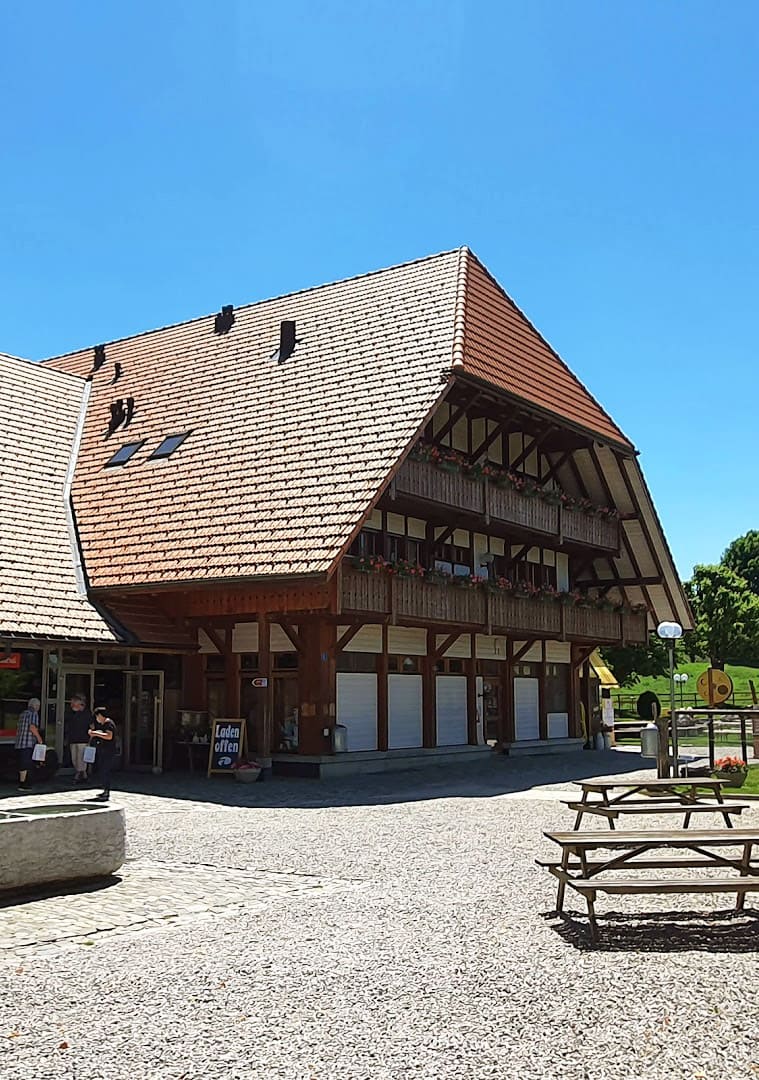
{"left": 15, "top": 697, "right": 43, "bottom": 792}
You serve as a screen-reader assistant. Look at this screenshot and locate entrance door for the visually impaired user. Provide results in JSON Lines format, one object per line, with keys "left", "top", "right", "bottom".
{"left": 57, "top": 669, "right": 96, "bottom": 762}
{"left": 514, "top": 677, "right": 540, "bottom": 741}
{"left": 125, "top": 671, "right": 165, "bottom": 771}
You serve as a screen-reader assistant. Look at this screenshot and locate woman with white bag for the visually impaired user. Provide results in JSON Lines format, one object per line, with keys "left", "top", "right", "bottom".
{"left": 14, "top": 697, "right": 44, "bottom": 792}
{"left": 87, "top": 706, "right": 117, "bottom": 802}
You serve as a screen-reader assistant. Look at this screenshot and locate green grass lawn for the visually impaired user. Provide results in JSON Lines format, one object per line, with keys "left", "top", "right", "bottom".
{"left": 613, "top": 662, "right": 759, "bottom": 710}
{"left": 738, "top": 765, "right": 759, "bottom": 794}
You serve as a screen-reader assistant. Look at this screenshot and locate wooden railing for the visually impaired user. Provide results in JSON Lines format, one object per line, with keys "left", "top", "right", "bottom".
{"left": 340, "top": 569, "right": 646, "bottom": 642}
{"left": 395, "top": 460, "right": 619, "bottom": 551}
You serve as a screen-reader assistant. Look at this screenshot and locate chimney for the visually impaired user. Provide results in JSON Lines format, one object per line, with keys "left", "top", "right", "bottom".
{"left": 214, "top": 305, "right": 235, "bottom": 335}
{"left": 277, "top": 320, "right": 296, "bottom": 363}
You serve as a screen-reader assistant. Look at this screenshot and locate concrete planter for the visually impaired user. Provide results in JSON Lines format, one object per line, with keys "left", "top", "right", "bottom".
{"left": 0, "top": 803, "right": 125, "bottom": 892}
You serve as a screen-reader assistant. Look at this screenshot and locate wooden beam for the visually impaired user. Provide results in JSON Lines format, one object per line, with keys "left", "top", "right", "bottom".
{"left": 538, "top": 640, "right": 547, "bottom": 741}
{"left": 575, "top": 576, "right": 663, "bottom": 588}
{"left": 200, "top": 625, "right": 226, "bottom": 655}
{"left": 571, "top": 644, "right": 595, "bottom": 671}
{"left": 277, "top": 620, "right": 303, "bottom": 654}
{"left": 512, "top": 640, "right": 537, "bottom": 665}
{"left": 334, "top": 624, "right": 363, "bottom": 654}
{"left": 257, "top": 613, "right": 272, "bottom": 764}
{"left": 466, "top": 643, "right": 478, "bottom": 744}
{"left": 540, "top": 449, "right": 573, "bottom": 487}
{"left": 432, "top": 633, "right": 461, "bottom": 662}
{"left": 509, "top": 425, "right": 556, "bottom": 472}
{"left": 467, "top": 418, "right": 514, "bottom": 464}
{"left": 423, "top": 629, "right": 436, "bottom": 748}
{"left": 433, "top": 394, "right": 479, "bottom": 445}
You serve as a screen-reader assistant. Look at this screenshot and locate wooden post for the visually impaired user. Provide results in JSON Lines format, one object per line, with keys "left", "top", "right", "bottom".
{"left": 298, "top": 621, "right": 336, "bottom": 755}
{"left": 466, "top": 637, "right": 478, "bottom": 744}
{"left": 538, "top": 641, "right": 547, "bottom": 741}
{"left": 181, "top": 652, "right": 205, "bottom": 710}
{"left": 257, "top": 613, "right": 272, "bottom": 769}
{"left": 504, "top": 639, "right": 515, "bottom": 743}
{"left": 224, "top": 639, "right": 241, "bottom": 720}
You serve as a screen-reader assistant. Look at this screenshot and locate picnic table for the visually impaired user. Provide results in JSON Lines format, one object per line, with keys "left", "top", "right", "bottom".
{"left": 539, "top": 828, "right": 759, "bottom": 942}
{"left": 566, "top": 778, "right": 745, "bottom": 830}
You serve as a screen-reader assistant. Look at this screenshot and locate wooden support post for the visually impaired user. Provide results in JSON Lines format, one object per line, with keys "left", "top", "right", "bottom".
{"left": 504, "top": 640, "right": 516, "bottom": 743}
{"left": 258, "top": 613, "right": 272, "bottom": 767}
{"left": 298, "top": 621, "right": 336, "bottom": 755}
{"left": 224, "top": 642, "right": 241, "bottom": 720}
{"left": 538, "top": 640, "right": 547, "bottom": 741}
{"left": 467, "top": 637, "right": 478, "bottom": 744}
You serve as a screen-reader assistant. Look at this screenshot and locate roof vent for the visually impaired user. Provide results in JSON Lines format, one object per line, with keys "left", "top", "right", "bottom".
{"left": 214, "top": 305, "right": 235, "bottom": 335}
{"left": 277, "top": 320, "right": 296, "bottom": 363}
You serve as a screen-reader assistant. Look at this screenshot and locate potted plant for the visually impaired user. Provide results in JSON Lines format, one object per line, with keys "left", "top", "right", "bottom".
{"left": 712, "top": 756, "right": 748, "bottom": 788}
{"left": 233, "top": 760, "right": 263, "bottom": 784}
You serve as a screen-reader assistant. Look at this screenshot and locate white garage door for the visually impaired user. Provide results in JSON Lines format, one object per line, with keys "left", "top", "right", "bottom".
{"left": 514, "top": 677, "right": 540, "bottom": 741}
{"left": 388, "top": 674, "right": 423, "bottom": 749}
{"left": 336, "top": 673, "right": 378, "bottom": 751}
{"left": 436, "top": 675, "right": 468, "bottom": 746}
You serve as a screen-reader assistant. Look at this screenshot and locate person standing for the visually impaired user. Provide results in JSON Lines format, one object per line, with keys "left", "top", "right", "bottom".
{"left": 88, "top": 706, "right": 117, "bottom": 802}
{"left": 66, "top": 693, "right": 93, "bottom": 784}
{"left": 15, "top": 697, "right": 44, "bottom": 792}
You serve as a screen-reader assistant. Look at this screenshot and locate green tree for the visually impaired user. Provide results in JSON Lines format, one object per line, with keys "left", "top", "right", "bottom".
{"left": 685, "top": 564, "right": 759, "bottom": 669}
{"left": 600, "top": 635, "right": 669, "bottom": 688}
{"left": 722, "top": 530, "right": 759, "bottom": 596}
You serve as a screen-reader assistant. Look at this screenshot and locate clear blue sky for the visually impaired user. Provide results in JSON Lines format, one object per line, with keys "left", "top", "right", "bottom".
{"left": 2, "top": 1, "right": 757, "bottom": 579}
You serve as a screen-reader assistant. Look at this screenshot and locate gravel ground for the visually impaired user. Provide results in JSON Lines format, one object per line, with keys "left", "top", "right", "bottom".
{"left": 0, "top": 752, "right": 757, "bottom": 1080}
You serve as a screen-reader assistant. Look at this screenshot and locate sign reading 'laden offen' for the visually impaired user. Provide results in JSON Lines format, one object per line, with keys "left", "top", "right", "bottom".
{"left": 207, "top": 719, "right": 246, "bottom": 776}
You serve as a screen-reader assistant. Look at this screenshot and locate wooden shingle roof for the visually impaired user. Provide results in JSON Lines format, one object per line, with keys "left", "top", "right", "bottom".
{"left": 43, "top": 249, "right": 640, "bottom": 590}
{"left": 0, "top": 354, "right": 121, "bottom": 642}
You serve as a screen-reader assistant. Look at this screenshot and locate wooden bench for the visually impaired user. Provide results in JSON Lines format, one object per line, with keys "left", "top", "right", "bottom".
{"left": 564, "top": 800, "right": 747, "bottom": 830}
{"left": 570, "top": 877, "right": 759, "bottom": 942}
{"left": 540, "top": 829, "right": 759, "bottom": 943}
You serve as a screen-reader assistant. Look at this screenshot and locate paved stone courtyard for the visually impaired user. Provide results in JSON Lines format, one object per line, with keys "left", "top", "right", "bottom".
{"left": 0, "top": 752, "right": 757, "bottom": 1080}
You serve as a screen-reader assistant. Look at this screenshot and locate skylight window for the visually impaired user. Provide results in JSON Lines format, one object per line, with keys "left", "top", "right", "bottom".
{"left": 149, "top": 432, "right": 190, "bottom": 460}
{"left": 105, "top": 441, "right": 144, "bottom": 467}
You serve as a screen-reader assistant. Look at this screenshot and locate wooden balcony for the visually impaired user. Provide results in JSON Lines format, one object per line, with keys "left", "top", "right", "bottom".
{"left": 394, "top": 460, "right": 619, "bottom": 552}
{"left": 340, "top": 569, "right": 646, "bottom": 643}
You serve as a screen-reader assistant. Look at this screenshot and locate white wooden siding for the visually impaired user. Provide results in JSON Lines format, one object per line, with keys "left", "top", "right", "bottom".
{"left": 435, "top": 675, "right": 468, "bottom": 745}
{"left": 337, "top": 674, "right": 378, "bottom": 751}
{"left": 388, "top": 675, "right": 423, "bottom": 748}
{"left": 514, "top": 677, "right": 540, "bottom": 740}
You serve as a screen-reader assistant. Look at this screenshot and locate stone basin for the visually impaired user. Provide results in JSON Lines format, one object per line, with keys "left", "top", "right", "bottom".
{"left": 0, "top": 802, "right": 125, "bottom": 892}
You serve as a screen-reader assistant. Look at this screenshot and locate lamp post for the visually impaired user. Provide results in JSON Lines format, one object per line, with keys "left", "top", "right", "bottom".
{"left": 657, "top": 621, "right": 683, "bottom": 776}
{"left": 674, "top": 672, "right": 689, "bottom": 708}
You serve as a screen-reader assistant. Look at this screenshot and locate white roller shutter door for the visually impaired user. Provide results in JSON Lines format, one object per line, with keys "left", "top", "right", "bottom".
{"left": 436, "top": 676, "right": 468, "bottom": 746}
{"left": 514, "top": 677, "right": 540, "bottom": 741}
{"left": 336, "top": 674, "right": 378, "bottom": 751}
{"left": 388, "top": 675, "right": 423, "bottom": 749}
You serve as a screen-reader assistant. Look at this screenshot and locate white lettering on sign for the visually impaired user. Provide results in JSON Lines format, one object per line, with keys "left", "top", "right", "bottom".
{"left": 215, "top": 739, "right": 240, "bottom": 754}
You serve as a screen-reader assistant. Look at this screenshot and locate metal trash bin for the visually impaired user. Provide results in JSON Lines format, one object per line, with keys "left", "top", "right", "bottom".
{"left": 640, "top": 722, "right": 659, "bottom": 759}
{"left": 332, "top": 724, "right": 348, "bottom": 753}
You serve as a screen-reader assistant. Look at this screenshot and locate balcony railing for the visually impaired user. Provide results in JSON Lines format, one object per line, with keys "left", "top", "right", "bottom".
{"left": 340, "top": 569, "right": 646, "bottom": 643}
{"left": 394, "top": 460, "right": 619, "bottom": 551}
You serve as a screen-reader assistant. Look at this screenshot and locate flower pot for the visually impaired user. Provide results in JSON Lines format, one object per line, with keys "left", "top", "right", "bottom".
{"left": 234, "top": 767, "right": 262, "bottom": 784}
{"left": 712, "top": 769, "right": 747, "bottom": 788}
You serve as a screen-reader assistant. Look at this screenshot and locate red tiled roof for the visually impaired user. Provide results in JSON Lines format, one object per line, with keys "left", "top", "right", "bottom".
{"left": 42, "top": 249, "right": 638, "bottom": 590}
{"left": 460, "top": 252, "right": 633, "bottom": 449}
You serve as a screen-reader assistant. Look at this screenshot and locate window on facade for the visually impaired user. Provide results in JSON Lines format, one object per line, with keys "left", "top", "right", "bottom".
{"left": 336, "top": 652, "right": 378, "bottom": 673}
{"left": 204, "top": 654, "right": 225, "bottom": 673}
{"left": 433, "top": 657, "right": 465, "bottom": 674}
{"left": 387, "top": 655, "right": 420, "bottom": 673}
{"left": 274, "top": 653, "right": 298, "bottom": 670}
{"left": 545, "top": 663, "right": 569, "bottom": 713}
{"left": 105, "top": 441, "right": 144, "bottom": 467}
{"left": 514, "top": 662, "right": 540, "bottom": 678}
{"left": 239, "top": 653, "right": 259, "bottom": 672}
{"left": 434, "top": 542, "right": 472, "bottom": 573}
{"left": 348, "top": 528, "right": 383, "bottom": 558}
{"left": 149, "top": 433, "right": 190, "bottom": 460}
{"left": 388, "top": 535, "right": 421, "bottom": 564}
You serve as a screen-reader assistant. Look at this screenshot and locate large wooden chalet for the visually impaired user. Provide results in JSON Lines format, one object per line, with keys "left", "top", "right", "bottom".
{"left": 2, "top": 249, "right": 690, "bottom": 777}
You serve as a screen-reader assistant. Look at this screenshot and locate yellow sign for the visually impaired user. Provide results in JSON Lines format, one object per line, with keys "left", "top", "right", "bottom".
{"left": 696, "top": 669, "right": 733, "bottom": 706}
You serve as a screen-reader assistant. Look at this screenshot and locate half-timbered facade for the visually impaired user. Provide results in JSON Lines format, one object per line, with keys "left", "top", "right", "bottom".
{"left": 16, "top": 248, "right": 690, "bottom": 777}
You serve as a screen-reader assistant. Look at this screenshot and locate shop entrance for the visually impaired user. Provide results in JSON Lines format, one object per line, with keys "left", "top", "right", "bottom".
{"left": 58, "top": 667, "right": 164, "bottom": 771}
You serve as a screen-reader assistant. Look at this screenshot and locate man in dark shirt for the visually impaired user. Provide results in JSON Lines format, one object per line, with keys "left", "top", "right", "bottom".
{"left": 66, "top": 694, "right": 93, "bottom": 783}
